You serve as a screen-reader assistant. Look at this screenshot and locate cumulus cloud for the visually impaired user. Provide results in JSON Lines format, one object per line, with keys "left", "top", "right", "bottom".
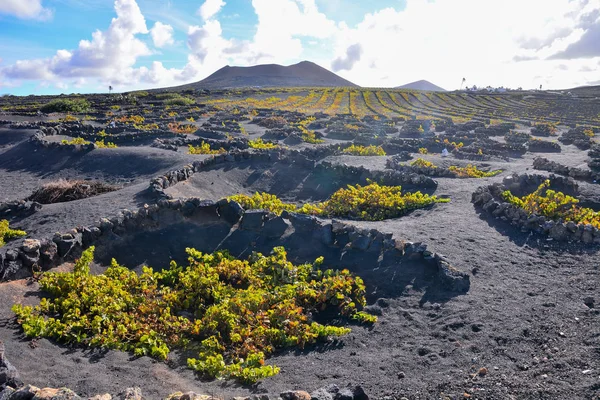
{"left": 198, "top": 0, "right": 225, "bottom": 21}
{"left": 331, "top": 43, "right": 362, "bottom": 71}
{"left": 0, "top": 0, "right": 52, "bottom": 20}
{"left": 2, "top": 0, "right": 150, "bottom": 84}
{"left": 549, "top": 22, "right": 600, "bottom": 59}
{"left": 3, "top": 0, "right": 600, "bottom": 92}
{"left": 150, "top": 21, "right": 174, "bottom": 48}
{"left": 247, "top": 0, "right": 337, "bottom": 63}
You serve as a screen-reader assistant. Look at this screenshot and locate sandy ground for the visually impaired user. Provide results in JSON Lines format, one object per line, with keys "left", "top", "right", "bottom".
{"left": 0, "top": 124, "right": 599, "bottom": 399}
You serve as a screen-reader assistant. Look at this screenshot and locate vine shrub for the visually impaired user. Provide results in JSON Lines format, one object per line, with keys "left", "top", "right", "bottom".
{"left": 231, "top": 182, "right": 449, "bottom": 221}
{"left": 95, "top": 140, "right": 117, "bottom": 148}
{"left": 40, "top": 99, "right": 90, "bottom": 114}
{"left": 502, "top": 180, "right": 600, "bottom": 229}
{"left": 0, "top": 220, "right": 26, "bottom": 247}
{"left": 188, "top": 142, "right": 226, "bottom": 155}
{"left": 12, "top": 246, "right": 374, "bottom": 383}
{"left": 61, "top": 137, "right": 90, "bottom": 145}
{"left": 168, "top": 123, "right": 196, "bottom": 134}
{"left": 410, "top": 159, "right": 501, "bottom": 178}
{"left": 342, "top": 145, "right": 386, "bottom": 156}
{"left": 448, "top": 165, "right": 502, "bottom": 178}
{"left": 248, "top": 138, "right": 278, "bottom": 149}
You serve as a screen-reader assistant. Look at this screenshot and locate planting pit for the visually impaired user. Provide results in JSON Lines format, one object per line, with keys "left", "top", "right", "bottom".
{"left": 164, "top": 157, "right": 438, "bottom": 205}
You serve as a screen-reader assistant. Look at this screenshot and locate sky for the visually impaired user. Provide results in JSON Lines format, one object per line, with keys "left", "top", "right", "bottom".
{"left": 0, "top": 0, "right": 600, "bottom": 95}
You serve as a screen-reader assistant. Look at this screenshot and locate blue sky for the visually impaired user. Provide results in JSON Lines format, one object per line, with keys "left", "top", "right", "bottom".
{"left": 0, "top": 0, "right": 599, "bottom": 95}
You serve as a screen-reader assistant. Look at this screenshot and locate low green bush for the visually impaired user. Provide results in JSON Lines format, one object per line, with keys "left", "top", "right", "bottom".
{"left": 40, "top": 98, "right": 91, "bottom": 114}
{"left": 502, "top": 179, "right": 600, "bottom": 229}
{"left": 342, "top": 144, "right": 386, "bottom": 156}
{"left": 13, "top": 246, "right": 374, "bottom": 383}
{"left": 231, "top": 182, "right": 449, "bottom": 221}
{"left": 0, "top": 220, "right": 26, "bottom": 247}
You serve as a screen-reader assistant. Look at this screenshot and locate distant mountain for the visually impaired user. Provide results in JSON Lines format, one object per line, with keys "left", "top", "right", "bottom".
{"left": 172, "top": 61, "right": 358, "bottom": 90}
{"left": 395, "top": 80, "right": 446, "bottom": 92}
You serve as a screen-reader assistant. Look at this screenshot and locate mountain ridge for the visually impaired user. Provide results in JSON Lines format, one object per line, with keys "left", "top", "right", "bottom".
{"left": 395, "top": 80, "right": 446, "bottom": 92}
{"left": 168, "top": 61, "right": 358, "bottom": 90}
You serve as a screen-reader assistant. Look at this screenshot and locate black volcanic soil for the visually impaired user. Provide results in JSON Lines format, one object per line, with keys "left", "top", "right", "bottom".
{"left": 0, "top": 117, "right": 599, "bottom": 400}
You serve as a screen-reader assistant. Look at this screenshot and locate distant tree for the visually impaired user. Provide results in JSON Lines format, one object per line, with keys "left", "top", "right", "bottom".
{"left": 109, "top": 85, "right": 113, "bottom": 94}
{"left": 539, "top": 84, "right": 543, "bottom": 91}
{"left": 460, "top": 77, "right": 466, "bottom": 90}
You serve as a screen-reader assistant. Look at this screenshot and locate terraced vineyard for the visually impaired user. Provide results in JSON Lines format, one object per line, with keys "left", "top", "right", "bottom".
{"left": 0, "top": 86, "right": 599, "bottom": 400}
{"left": 207, "top": 88, "right": 600, "bottom": 127}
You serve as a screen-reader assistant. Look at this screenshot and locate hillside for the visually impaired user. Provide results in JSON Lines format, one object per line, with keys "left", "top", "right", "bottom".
{"left": 396, "top": 80, "right": 446, "bottom": 91}
{"left": 172, "top": 61, "right": 358, "bottom": 90}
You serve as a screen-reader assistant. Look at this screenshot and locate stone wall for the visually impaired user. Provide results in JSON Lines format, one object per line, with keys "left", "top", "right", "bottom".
{"left": 472, "top": 173, "right": 599, "bottom": 243}
{"left": 533, "top": 157, "right": 598, "bottom": 182}
{"left": 148, "top": 149, "right": 437, "bottom": 200}
{"left": 0, "top": 193, "right": 469, "bottom": 292}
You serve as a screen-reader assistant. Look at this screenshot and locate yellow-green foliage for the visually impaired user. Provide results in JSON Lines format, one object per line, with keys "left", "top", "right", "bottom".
{"left": 248, "top": 138, "right": 278, "bottom": 149}
{"left": 232, "top": 182, "right": 448, "bottom": 221}
{"left": 165, "top": 96, "right": 195, "bottom": 107}
{"left": 0, "top": 220, "right": 26, "bottom": 247}
{"left": 448, "top": 165, "right": 502, "bottom": 178}
{"left": 94, "top": 140, "right": 118, "bottom": 148}
{"left": 61, "top": 137, "right": 90, "bottom": 145}
{"left": 411, "top": 159, "right": 501, "bottom": 178}
{"left": 229, "top": 192, "right": 296, "bottom": 215}
{"left": 133, "top": 123, "right": 159, "bottom": 131}
{"left": 40, "top": 98, "right": 90, "bottom": 114}
{"left": 62, "top": 115, "right": 78, "bottom": 122}
{"left": 411, "top": 158, "right": 436, "bottom": 168}
{"left": 188, "top": 142, "right": 226, "bottom": 155}
{"left": 502, "top": 180, "right": 600, "bottom": 229}
{"left": 418, "top": 148, "right": 428, "bottom": 154}
{"left": 12, "top": 246, "right": 374, "bottom": 383}
{"left": 168, "top": 122, "right": 196, "bottom": 134}
{"left": 342, "top": 145, "right": 386, "bottom": 156}
{"left": 115, "top": 115, "right": 144, "bottom": 124}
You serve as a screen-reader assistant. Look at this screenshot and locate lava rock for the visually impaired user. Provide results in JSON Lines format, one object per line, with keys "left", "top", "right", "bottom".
{"left": 240, "top": 210, "right": 267, "bottom": 231}
{"left": 280, "top": 391, "right": 311, "bottom": 400}
{"left": 217, "top": 199, "right": 244, "bottom": 225}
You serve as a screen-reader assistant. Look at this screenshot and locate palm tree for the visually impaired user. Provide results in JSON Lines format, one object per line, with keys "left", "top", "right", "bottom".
{"left": 460, "top": 77, "right": 466, "bottom": 90}
{"left": 109, "top": 86, "right": 113, "bottom": 94}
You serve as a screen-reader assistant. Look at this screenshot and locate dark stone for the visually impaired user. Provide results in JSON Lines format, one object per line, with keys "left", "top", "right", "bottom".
{"left": 39, "top": 240, "right": 58, "bottom": 267}
{"left": 437, "top": 260, "right": 470, "bottom": 293}
{"left": 0, "top": 342, "right": 21, "bottom": 390}
{"left": 350, "top": 386, "right": 368, "bottom": 400}
{"left": 280, "top": 391, "right": 311, "bottom": 400}
{"left": 1, "top": 260, "right": 27, "bottom": 281}
{"left": 241, "top": 210, "right": 267, "bottom": 231}
{"left": 351, "top": 235, "right": 371, "bottom": 251}
{"left": 262, "top": 216, "right": 289, "bottom": 238}
{"left": 283, "top": 211, "right": 318, "bottom": 231}
{"left": 18, "top": 251, "right": 38, "bottom": 268}
{"left": 334, "top": 389, "right": 353, "bottom": 400}
{"left": 81, "top": 227, "right": 101, "bottom": 247}
{"left": 55, "top": 238, "right": 78, "bottom": 258}
{"left": 310, "top": 389, "right": 333, "bottom": 400}
{"left": 217, "top": 199, "right": 244, "bottom": 225}
{"left": 0, "top": 387, "right": 14, "bottom": 400}
{"left": 4, "top": 251, "right": 18, "bottom": 262}
{"left": 316, "top": 224, "right": 334, "bottom": 246}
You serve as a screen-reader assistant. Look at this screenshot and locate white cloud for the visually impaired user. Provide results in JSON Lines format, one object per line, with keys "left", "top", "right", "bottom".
{"left": 198, "top": 0, "right": 225, "bottom": 21}
{"left": 327, "top": 0, "right": 600, "bottom": 89}
{"left": 2, "top": 0, "right": 150, "bottom": 85}
{"left": 3, "top": 0, "right": 600, "bottom": 92}
{"left": 0, "top": 0, "right": 52, "bottom": 20}
{"left": 150, "top": 21, "right": 175, "bottom": 48}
